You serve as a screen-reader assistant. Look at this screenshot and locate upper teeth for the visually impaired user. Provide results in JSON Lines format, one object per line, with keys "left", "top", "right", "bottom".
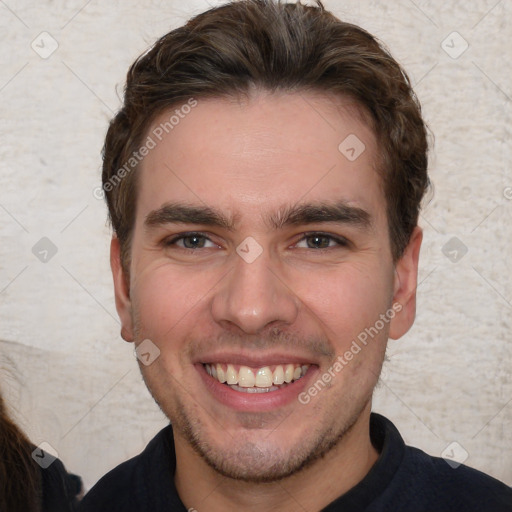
{"left": 205, "top": 363, "right": 309, "bottom": 388}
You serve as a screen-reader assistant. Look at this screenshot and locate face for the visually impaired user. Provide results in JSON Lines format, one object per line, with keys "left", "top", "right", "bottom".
{"left": 111, "top": 91, "right": 421, "bottom": 482}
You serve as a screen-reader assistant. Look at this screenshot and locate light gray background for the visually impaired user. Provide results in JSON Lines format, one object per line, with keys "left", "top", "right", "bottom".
{"left": 0, "top": 0, "right": 511, "bottom": 492}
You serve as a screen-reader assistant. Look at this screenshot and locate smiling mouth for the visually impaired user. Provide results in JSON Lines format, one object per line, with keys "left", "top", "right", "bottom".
{"left": 203, "top": 363, "right": 310, "bottom": 393}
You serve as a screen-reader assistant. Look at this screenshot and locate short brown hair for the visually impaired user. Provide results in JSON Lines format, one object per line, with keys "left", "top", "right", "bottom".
{"left": 102, "top": 0, "right": 429, "bottom": 269}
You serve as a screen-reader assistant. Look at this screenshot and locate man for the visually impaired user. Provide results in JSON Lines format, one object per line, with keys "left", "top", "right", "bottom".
{"left": 79, "top": 1, "right": 512, "bottom": 510}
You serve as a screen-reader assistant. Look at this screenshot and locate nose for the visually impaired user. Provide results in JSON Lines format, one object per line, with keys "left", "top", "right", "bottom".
{"left": 211, "top": 247, "right": 300, "bottom": 335}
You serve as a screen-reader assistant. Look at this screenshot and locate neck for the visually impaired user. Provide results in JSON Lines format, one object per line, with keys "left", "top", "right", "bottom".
{"left": 174, "top": 404, "right": 379, "bottom": 512}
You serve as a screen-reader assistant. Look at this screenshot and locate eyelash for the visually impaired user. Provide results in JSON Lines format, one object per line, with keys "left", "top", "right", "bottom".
{"left": 163, "top": 231, "right": 349, "bottom": 251}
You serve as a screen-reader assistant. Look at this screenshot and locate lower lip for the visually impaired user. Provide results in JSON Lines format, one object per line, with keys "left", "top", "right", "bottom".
{"left": 197, "top": 364, "right": 318, "bottom": 412}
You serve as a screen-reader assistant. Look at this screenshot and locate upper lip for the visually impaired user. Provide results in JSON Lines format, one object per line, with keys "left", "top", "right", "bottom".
{"left": 194, "top": 351, "right": 319, "bottom": 367}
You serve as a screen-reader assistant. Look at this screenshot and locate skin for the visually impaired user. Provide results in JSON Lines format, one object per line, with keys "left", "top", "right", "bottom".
{"left": 111, "top": 90, "right": 422, "bottom": 511}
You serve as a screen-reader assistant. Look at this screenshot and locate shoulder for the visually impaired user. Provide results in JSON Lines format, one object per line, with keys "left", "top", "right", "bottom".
{"left": 40, "top": 454, "right": 83, "bottom": 512}
{"left": 390, "top": 444, "right": 512, "bottom": 511}
{"left": 77, "top": 454, "right": 141, "bottom": 511}
{"left": 78, "top": 426, "right": 173, "bottom": 512}
{"left": 368, "top": 414, "right": 512, "bottom": 512}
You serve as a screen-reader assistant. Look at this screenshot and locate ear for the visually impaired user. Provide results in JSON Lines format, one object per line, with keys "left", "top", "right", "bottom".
{"left": 110, "top": 237, "right": 134, "bottom": 342}
{"left": 388, "top": 226, "right": 423, "bottom": 340}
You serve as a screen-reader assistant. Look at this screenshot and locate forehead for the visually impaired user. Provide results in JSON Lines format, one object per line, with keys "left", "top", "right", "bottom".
{"left": 135, "top": 91, "right": 386, "bottom": 229}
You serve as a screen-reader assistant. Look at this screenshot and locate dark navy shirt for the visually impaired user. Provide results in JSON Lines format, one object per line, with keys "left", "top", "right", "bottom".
{"left": 79, "top": 413, "right": 512, "bottom": 511}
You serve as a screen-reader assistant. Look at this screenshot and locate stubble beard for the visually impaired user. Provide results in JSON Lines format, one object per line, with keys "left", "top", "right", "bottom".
{"left": 151, "top": 380, "right": 374, "bottom": 484}
{"left": 133, "top": 309, "right": 380, "bottom": 484}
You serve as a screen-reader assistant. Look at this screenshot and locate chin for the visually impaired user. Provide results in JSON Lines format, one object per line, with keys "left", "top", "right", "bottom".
{"left": 195, "top": 440, "right": 314, "bottom": 483}
{"left": 174, "top": 406, "right": 354, "bottom": 483}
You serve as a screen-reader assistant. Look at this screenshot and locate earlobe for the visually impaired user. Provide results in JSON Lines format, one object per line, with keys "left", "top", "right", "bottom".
{"left": 110, "top": 237, "right": 135, "bottom": 342}
{"left": 388, "top": 226, "right": 423, "bottom": 340}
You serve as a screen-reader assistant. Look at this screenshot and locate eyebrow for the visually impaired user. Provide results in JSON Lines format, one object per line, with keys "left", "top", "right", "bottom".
{"left": 144, "top": 200, "right": 372, "bottom": 232}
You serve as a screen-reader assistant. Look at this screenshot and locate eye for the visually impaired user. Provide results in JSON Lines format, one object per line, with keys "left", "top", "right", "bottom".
{"left": 164, "top": 232, "right": 217, "bottom": 250}
{"left": 295, "top": 233, "right": 349, "bottom": 250}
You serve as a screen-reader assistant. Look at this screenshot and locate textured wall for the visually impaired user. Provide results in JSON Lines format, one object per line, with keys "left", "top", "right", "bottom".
{"left": 0, "top": 0, "right": 510, "bottom": 492}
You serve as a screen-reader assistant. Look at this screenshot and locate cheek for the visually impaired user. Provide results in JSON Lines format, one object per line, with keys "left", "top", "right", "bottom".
{"left": 130, "top": 262, "right": 223, "bottom": 378}
{"left": 132, "top": 262, "right": 210, "bottom": 333}
{"left": 296, "top": 263, "right": 393, "bottom": 346}
{"left": 131, "top": 272, "right": 196, "bottom": 385}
